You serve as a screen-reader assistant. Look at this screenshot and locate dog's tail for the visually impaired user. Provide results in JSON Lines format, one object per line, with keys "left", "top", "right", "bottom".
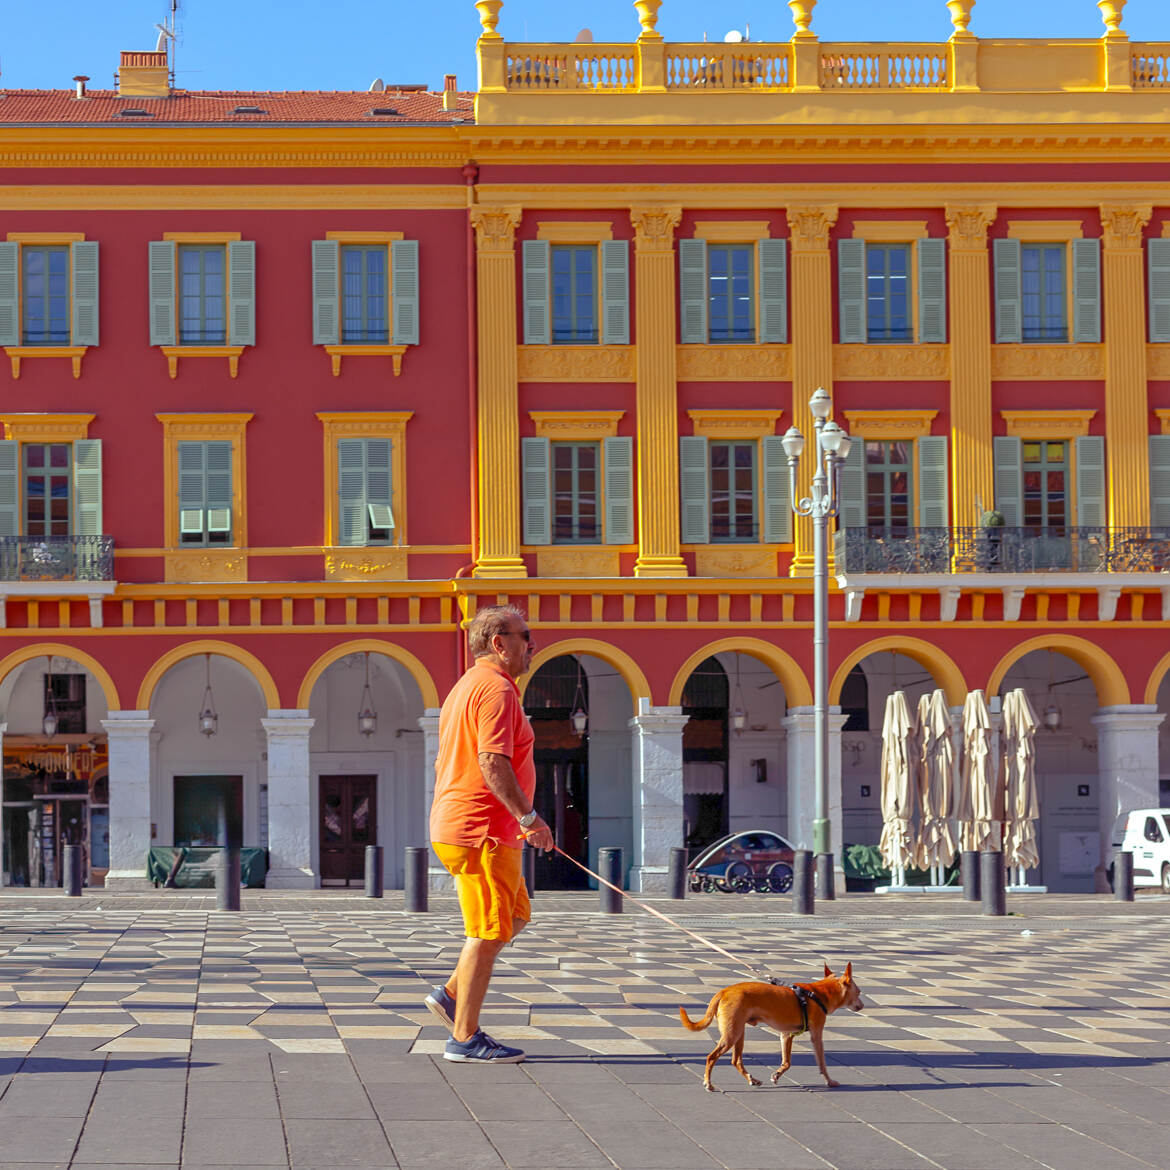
{"left": 679, "top": 990, "right": 723, "bottom": 1032}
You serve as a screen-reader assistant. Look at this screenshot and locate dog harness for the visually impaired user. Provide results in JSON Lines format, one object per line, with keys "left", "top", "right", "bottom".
{"left": 786, "top": 983, "right": 829, "bottom": 1036}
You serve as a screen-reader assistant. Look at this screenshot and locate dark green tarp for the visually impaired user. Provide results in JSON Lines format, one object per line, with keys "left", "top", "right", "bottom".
{"left": 146, "top": 847, "right": 267, "bottom": 888}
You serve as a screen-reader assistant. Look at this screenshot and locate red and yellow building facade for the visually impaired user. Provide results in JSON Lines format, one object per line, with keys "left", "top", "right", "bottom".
{"left": 1, "top": 0, "right": 1168, "bottom": 893}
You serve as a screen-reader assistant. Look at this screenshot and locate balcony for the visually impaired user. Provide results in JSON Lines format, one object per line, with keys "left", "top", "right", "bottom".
{"left": 0, "top": 536, "right": 115, "bottom": 583}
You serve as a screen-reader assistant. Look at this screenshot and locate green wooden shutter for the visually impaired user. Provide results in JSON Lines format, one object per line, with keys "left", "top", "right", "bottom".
{"left": 993, "top": 436, "right": 1023, "bottom": 526}
{"left": 70, "top": 241, "right": 100, "bottom": 347}
{"left": 837, "top": 440, "right": 866, "bottom": 529}
{"left": 603, "top": 435, "right": 633, "bottom": 545}
{"left": 1075, "top": 435, "right": 1106, "bottom": 527}
{"left": 916, "top": 238, "right": 946, "bottom": 344}
{"left": 916, "top": 435, "right": 949, "bottom": 527}
{"left": 678, "top": 239, "right": 707, "bottom": 344}
{"left": 365, "top": 438, "right": 394, "bottom": 533}
{"left": 757, "top": 239, "right": 788, "bottom": 344}
{"left": 837, "top": 239, "right": 867, "bottom": 344}
{"left": 227, "top": 240, "right": 256, "bottom": 346}
{"left": 311, "top": 239, "right": 339, "bottom": 345}
{"left": 1148, "top": 240, "right": 1170, "bottom": 343}
{"left": 337, "top": 438, "right": 368, "bottom": 546}
{"left": 521, "top": 437, "right": 551, "bottom": 545}
{"left": 392, "top": 240, "right": 420, "bottom": 345}
{"left": 1149, "top": 435, "right": 1170, "bottom": 528}
{"left": 679, "top": 435, "right": 710, "bottom": 544}
{"left": 993, "top": 238, "right": 1022, "bottom": 343}
{"left": 177, "top": 441, "right": 206, "bottom": 538}
{"left": 522, "top": 240, "right": 550, "bottom": 345}
{"left": 0, "top": 242, "right": 17, "bottom": 347}
{"left": 1072, "top": 238, "right": 1101, "bottom": 344}
{"left": 148, "top": 241, "right": 176, "bottom": 347}
{"left": 204, "top": 441, "right": 233, "bottom": 538}
{"left": 72, "top": 438, "right": 103, "bottom": 537}
{"left": 0, "top": 440, "right": 19, "bottom": 537}
{"left": 761, "top": 435, "right": 792, "bottom": 543}
{"left": 600, "top": 240, "right": 629, "bottom": 345}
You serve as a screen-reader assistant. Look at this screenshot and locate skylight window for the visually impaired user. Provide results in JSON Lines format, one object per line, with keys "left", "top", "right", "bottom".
{"left": 232, "top": 105, "right": 267, "bottom": 115}
{"left": 369, "top": 107, "right": 401, "bottom": 116}
{"left": 118, "top": 108, "right": 153, "bottom": 117}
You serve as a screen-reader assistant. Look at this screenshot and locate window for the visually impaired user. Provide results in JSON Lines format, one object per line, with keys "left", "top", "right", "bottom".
{"left": 341, "top": 246, "right": 389, "bottom": 343}
{"left": 709, "top": 441, "right": 757, "bottom": 541}
{"left": 338, "top": 437, "right": 395, "bottom": 545}
{"left": 552, "top": 442, "right": 599, "bottom": 543}
{"left": 178, "top": 245, "right": 227, "bottom": 344}
{"left": 679, "top": 238, "right": 787, "bottom": 345}
{"left": 24, "top": 443, "right": 71, "bottom": 537}
{"left": 178, "top": 440, "right": 233, "bottom": 545}
{"left": 523, "top": 239, "right": 628, "bottom": 346}
{"left": 45, "top": 674, "right": 86, "bottom": 735}
{"left": 864, "top": 441, "right": 913, "bottom": 529}
{"left": 551, "top": 246, "right": 598, "bottom": 344}
{"left": 0, "top": 424, "right": 103, "bottom": 543}
{"left": 679, "top": 434, "right": 791, "bottom": 544}
{"left": 1144, "top": 816, "right": 1164, "bottom": 844}
{"left": 1021, "top": 244, "right": 1067, "bottom": 342}
{"left": 865, "top": 245, "right": 912, "bottom": 342}
{"left": 993, "top": 431, "right": 1104, "bottom": 532}
{"left": 0, "top": 238, "right": 99, "bottom": 351}
{"left": 838, "top": 237, "right": 945, "bottom": 344}
{"left": 1021, "top": 440, "right": 1068, "bottom": 530}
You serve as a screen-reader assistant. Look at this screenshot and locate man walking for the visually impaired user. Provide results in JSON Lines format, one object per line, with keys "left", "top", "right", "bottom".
{"left": 426, "top": 605, "right": 553, "bottom": 1063}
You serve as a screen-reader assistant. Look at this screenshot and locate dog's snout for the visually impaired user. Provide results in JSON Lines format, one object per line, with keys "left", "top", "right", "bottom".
{"left": 852, "top": 998, "right": 865, "bottom": 1011}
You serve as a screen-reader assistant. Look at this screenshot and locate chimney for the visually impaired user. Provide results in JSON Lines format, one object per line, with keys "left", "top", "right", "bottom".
{"left": 116, "top": 51, "right": 169, "bottom": 98}
{"left": 73, "top": 75, "right": 90, "bottom": 99}
{"left": 442, "top": 73, "right": 458, "bottom": 111}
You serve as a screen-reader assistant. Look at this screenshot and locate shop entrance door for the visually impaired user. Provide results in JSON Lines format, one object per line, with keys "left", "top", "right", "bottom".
{"left": 319, "top": 775, "right": 377, "bottom": 885}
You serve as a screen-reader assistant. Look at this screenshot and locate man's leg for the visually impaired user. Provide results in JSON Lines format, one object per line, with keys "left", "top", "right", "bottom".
{"left": 448, "top": 935, "right": 507, "bottom": 1042}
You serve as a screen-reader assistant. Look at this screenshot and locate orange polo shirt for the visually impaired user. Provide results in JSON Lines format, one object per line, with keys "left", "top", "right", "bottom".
{"left": 430, "top": 658, "right": 536, "bottom": 849}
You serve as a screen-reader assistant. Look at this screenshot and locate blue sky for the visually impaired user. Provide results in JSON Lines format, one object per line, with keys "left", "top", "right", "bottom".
{"left": 3, "top": 1, "right": 1166, "bottom": 93}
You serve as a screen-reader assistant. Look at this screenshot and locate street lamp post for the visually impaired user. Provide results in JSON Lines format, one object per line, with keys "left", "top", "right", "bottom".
{"left": 782, "top": 387, "right": 853, "bottom": 907}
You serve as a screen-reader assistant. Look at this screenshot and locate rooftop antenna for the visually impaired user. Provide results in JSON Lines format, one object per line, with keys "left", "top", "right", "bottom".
{"left": 154, "top": 0, "right": 179, "bottom": 87}
{"left": 723, "top": 29, "right": 744, "bottom": 43}
{"left": 369, "top": 78, "right": 385, "bottom": 91}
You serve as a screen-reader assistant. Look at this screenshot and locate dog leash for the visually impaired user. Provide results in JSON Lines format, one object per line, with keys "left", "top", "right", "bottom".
{"left": 548, "top": 843, "right": 777, "bottom": 983}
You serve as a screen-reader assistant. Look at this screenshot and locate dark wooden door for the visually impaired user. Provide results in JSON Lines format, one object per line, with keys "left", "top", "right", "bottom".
{"left": 319, "top": 775, "right": 377, "bottom": 884}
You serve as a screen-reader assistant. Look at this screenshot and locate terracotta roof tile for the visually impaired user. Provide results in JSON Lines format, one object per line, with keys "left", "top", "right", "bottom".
{"left": 0, "top": 89, "right": 475, "bottom": 125}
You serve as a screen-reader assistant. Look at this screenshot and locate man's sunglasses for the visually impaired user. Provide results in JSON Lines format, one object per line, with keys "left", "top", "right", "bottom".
{"left": 505, "top": 629, "right": 531, "bottom": 642}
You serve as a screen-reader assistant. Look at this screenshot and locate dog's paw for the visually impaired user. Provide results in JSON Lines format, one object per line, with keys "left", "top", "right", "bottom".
{"left": 770, "top": 1071, "right": 783, "bottom": 1084}
{"left": 704, "top": 1082, "right": 717, "bottom": 1093}
{"left": 824, "top": 1078, "right": 840, "bottom": 1088}
{"left": 748, "top": 1076, "right": 761, "bottom": 1087}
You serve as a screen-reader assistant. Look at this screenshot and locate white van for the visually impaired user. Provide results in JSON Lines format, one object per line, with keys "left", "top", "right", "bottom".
{"left": 1110, "top": 809, "right": 1170, "bottom": 892}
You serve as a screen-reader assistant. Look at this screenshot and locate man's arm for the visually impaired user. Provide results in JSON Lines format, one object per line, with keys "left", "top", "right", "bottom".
{"left": 478, "top": 752, "right": 554, "bottom": 851}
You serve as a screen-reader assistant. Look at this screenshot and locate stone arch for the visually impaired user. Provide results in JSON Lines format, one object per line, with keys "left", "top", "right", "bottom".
{"left": 829, "top": 636, "right": 967, "bottom": 707}
{"left": 987, "top": 635, "right": 1129, "bottom": 707}
{"left": 0, "top": 642, "right": 121, "bottom": 710}
{"left": 296, "top": 639, "right": 440, "bottom": 710}
{"left": 136, "top": 640, "right": 280, "bottom": 711}
{"left": 1143, "top": 650, "right": 1170, "bottom": 706}
{"left": 667, "top": 637, "right": 813, "bottom": 708}
{"left": 521, "top": 638, "right": 650, "bottom": 713}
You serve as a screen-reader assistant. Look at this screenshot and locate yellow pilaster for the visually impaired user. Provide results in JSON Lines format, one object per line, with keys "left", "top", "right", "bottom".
{"left": 786, "top": 204, "right": 838, "bottom": 577}
{"left": 945, "top": 205, "right": 997, "bottom": 527}
{"left": 630, "top": 205, "right": 688, "bottom": 578}
{"left": 1101, "top": 202, "right": 1153, "bottom": 528}
{"left": 471, "top": 206, "right": 528, "bottom": 578}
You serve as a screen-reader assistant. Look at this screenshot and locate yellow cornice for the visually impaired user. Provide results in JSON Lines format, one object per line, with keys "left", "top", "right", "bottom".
{"left": 529, "top": 410, "right": 625, "bottom": 440}
{"left": 536, "top": 221, "right": 613, "bottom": 243}
{"left": 162, "top": 231, "right": 241, "bottom": 242}
{"left": 687, "top": 409, "right": 784, "bottom": 440}
{"left": 325, "top": 230, "right": 405, "bottom": 242}
{"left": 843, "top": 410, "right": 937, "bottom": 439}
{"left": 0, "top": 185, "right": 467, "bottom": 211}
{"left": 1006, "top": 220, "right": 1085, "bottom": 242}
{"left": 851, "top": 220, "right": 929, "bottom": 242}
{"left": 1000, "top": 409, "right": 1096, "bottom": 438}
{"left": 5, "top": 231, "right": 85, "bottom": 242}
{"left": 1, "top": 413, "right": 94, "bottom": 442}
{"left": 693, "top": 220, "right": 771, "bottom": 242}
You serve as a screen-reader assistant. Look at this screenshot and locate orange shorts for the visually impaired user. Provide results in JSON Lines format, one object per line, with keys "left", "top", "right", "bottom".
{"left": 432, "top": 839, "right": 531, "bottom": 942}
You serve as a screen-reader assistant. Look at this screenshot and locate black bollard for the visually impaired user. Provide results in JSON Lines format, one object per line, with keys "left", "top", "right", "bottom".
{"left": 404, "top": 846, "right": 428, "bottom": 912}
{"left": 62, "top": 844, "right": 83, "bottom": 897}
{"left": 667, "top": 847, "right": 688, "bottom": 900}
{"left": 216, "top": 848, "right": 241, "bottom": 911}
{"left": 816, "top": 853, "right": 835, "bottom": 901}
{"left": 960, "top": 851, "right": 981, "bottom": 901}
{"left": 522, "top": 844, "right": 536, "bottom": 897}
{"left": 980, "top": 850, "right": 1005, "bottom": 916}
{"left": 1113, "top": 850, "right": 1134, "bottom": 902}
{"left": 792, "top": 849, "right": 814, "bottom": 915}
{"left": 598, "top": 847, "right": 623, "bottom": 914}
{"left": 364, "top": 845, "right": 384, "bottom": 898}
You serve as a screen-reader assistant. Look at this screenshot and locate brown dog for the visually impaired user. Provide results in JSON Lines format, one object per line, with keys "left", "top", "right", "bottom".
{"left": 679, "top": 962, "right": 864, "bottom": 1091}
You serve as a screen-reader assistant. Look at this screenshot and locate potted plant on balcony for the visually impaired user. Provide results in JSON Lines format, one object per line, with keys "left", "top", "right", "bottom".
{"left": 978, "top": 506, "right": 1005, "bottom": 570}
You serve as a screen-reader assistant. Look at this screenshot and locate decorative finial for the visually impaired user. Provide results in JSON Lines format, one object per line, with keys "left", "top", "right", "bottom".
{"left": 634, "top": 0, "right": 663, "bottom": 39}
{"left": 1097, "top": 0, "right": 1127, "bottom": 36}
{"left": 476, "top": 0, "right": 503, "bottom": 39}
{"left": 946, "top": 0, "right": 975, "bottom": 36}
{"left": 788, "top": 0, "right": 817, "bottom": 38}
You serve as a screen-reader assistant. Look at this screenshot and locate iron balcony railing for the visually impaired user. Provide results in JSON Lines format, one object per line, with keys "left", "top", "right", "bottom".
{"left": 834, "top": 527, "right": 1170, "bottom": 574}
{"left": 0, "top": 536, "right": 115, "bottom": 582}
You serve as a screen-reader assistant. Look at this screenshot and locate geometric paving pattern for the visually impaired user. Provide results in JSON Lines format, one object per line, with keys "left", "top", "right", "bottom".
{"left": 1, "top": 893, "right": 1169, "bottom": 1168}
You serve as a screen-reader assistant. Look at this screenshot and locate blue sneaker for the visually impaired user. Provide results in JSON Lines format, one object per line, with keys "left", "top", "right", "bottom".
{"left": 424, "top": 985, "right": 457, "bottom": 1030}
{"left": 443, "top": 1030, "right": 525, "bottom": 1064}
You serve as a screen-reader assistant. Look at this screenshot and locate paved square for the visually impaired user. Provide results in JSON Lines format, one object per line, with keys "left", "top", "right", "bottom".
{"left": 0, "top": 889, "right": 1168, "bottom": 1168}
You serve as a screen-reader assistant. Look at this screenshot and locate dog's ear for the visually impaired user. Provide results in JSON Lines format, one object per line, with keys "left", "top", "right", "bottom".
{"left": 843, "top": 962, "right": 853, "bottom": 983}
{"left": 823, "top": 962, "right": 832, "bottom": 977}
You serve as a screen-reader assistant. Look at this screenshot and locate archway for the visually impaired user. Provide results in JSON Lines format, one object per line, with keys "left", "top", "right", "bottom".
{"left": 830, "top": 636, "right": 966, "bottom": 708}
{"left": 522, "top": 638, "right": 650, "bottom": 712}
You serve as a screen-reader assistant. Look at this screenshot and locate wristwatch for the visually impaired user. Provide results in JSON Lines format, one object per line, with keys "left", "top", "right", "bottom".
{"left": 518, "top": 810, "right": 538, "bottom": 829}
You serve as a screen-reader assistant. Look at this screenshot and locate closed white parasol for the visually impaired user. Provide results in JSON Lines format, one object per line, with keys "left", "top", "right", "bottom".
{"left": 1002, "top": 687, "right": 1040, "bottom": 876}
{"left": 879, "top": 690, "right": 917, "bottom": 884}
